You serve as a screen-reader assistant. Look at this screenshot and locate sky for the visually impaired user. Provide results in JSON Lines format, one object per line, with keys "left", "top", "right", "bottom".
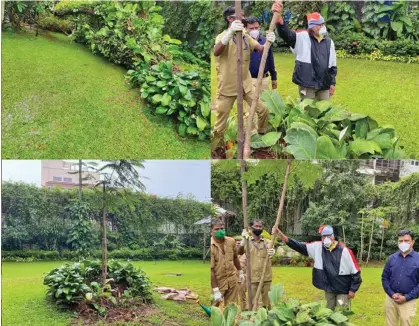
{"left": 1, "top": 160, "right": 211, "bottom": 202}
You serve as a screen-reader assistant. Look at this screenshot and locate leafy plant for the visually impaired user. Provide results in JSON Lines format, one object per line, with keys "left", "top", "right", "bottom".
{"left": 210, "top": 284, "right": 356, "bottom": 326}
{"left": 253, "top": 91, "right": 406, "bottom": 159}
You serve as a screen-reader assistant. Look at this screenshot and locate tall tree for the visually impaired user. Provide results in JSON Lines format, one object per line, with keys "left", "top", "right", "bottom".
{"left": 93, "top": 160, "right": 146, "bottom": 286}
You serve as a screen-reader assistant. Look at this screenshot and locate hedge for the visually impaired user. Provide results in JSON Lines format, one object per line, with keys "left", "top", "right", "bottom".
{"left": 1, "top": 248, "right": 203, "bottom": 262}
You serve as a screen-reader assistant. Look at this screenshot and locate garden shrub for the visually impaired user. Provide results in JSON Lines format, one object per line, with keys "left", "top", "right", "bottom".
{"left": 43, "top": 260, "right": 152, "bottom": 312}
{"left": 53, "top": 1, "right": 210, "bottom": 139}
{"left": 2, "top": 248, "right": 203, "bottom": 261}
{"left": 38, "top": 12, "right": 74, "bottom": 34}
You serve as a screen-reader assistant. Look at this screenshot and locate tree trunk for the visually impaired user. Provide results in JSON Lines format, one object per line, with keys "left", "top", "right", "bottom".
{"left": 243, "top": 12, "right": 279, "bottom": 159}
{"left": 359, "top": 213, "right": 364, "bottom": 262}
{"left": 101, "top": 186, "right": 108, "bottom": 287}
{"left": 235, "top": 0, "right": 244, "bottom": 159}
{"left": 78, "top": 159, "right": 82, "bottom": 200}
{"left": 253, "top": 159, "right": 292, "bottom": 310}
{"left": 240, "top": 159, "right": 253, "bottom": 310}
{"left": 342, "top": 224, "right": 346, "bottom": 244}
{"left": 379, "top": 227, "right": 385, "bottom": 262}
{"left": 366, "top": 217, "right": 375, "bottom": 265}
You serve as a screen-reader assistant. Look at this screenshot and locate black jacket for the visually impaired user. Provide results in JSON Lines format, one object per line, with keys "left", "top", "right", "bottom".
{"left": 277, "top": 22, "right": 337, "bottom": 90}
{"left": 287, "top": 238, "right": 362, "bottom": 294}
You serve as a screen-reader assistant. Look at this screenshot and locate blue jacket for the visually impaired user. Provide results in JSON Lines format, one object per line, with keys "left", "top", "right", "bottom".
{"left": 382, "top": 250, "right": 419, "bottom": 301}
{"left": 249, "top": 36, "right": 277, "bottom": 81}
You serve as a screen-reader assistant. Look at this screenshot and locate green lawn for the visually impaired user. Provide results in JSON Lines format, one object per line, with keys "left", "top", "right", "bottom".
{"left": 2, "top": 260, "right": 211, "bottom": 326}
{"left": 2, "top": 31, "right": 209, "bottom": 159}
{"left": 4, "top": 261, "right": 419, "bottom": 325}
{"left": 211, "top": 53, "right": 419, "bottom": 157}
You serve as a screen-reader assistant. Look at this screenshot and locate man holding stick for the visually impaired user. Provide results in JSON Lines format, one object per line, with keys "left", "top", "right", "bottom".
{"left": 238, "top": 219, "right": 276, "bottom": 309}
{"left": 211, "top": 218, "right": 244, "bottom": 307}
{"left": 272, "top": 0, "right": 337, "bottom": 100}
{"left": 211, "top": 6, "right": 276, "bottom": 159}
{"left": 272, "top": 225, "right": 362, "bottom": 310}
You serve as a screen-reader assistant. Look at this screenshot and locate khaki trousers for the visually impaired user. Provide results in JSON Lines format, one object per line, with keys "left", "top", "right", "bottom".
{"left": 219, "top": 284, "right": 238, "bottom": 307}
{"left": 298, "top": 86, "right": 330, "bottom": 101}
{"left": 251, "top": 281, "right": 272, "bottom": 309}
{"left": 324, "top": 292, "right": 350, "bottom": 310}
{"left": 238, "top": 281, "right": 247, "bottom": 311}
{"left": 211, "top": 89, "right": 269, "bottom": 151}
{"left": 385, "top": 295, "right": 417, "bottom": 326}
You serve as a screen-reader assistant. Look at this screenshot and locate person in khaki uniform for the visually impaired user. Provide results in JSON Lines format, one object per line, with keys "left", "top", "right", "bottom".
{"left": 212, "top": 6, "right": 276, "bottom": 158}
{"left": 211, "top": 219, "right": 244, "bottom": 307}
{"left": 238, "top": 220, "right": 275, "bottom": 309}
{"left": 382, "top": 230, "right": 419, "bottom": 326}
{"left": 234, "top": 236, "right": 247, "bottom": 310}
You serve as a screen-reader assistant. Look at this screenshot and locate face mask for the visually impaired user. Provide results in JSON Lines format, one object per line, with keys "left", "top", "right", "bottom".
{"left": 214, "top": 230, "right": 225, "bottom": 240}
{"left": 319, "top": 25, "right": 328, "bottom": 36}
{"left": 249, "top": 30, "right": 260, "bottom": 39}
{"left": 252, "top": 228, "right": 263, "bottom": 236}
{"left": 399, "top": 242, "right": 411, "bottom": 253}
{"left": 323, "top": 237, "right": 332, "bottom": 248}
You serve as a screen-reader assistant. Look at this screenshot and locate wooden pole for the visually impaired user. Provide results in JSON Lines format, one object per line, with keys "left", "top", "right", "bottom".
{"left": 252, "top": 159, "right": 292, "bottom": 310}
{"left": 243, "top": 12, "right": 279, "bottom": 159}
{"left": 235, "top": 0, "right": 244, "bottom": 159}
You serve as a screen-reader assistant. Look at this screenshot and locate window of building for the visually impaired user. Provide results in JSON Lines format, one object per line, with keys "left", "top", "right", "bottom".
{"left": 63, "top": 177, "right": 72, "bottom": 182}
{"left": 53, "top": 176, "right": 62, "bottom": 182}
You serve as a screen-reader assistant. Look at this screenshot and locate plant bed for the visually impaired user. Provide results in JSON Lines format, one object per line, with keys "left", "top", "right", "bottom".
{"left": 43, "top": 260, "right": 153, "bottom": 322}
{"left": 211, "top": 284, "right": 356, "bottom": 326}
{"left": 224, "top": 91, "right": 406, "bottom": 159}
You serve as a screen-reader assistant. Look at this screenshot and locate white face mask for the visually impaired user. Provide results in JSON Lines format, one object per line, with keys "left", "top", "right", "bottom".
{"left": 399, "top": 242, "right": 411, "bottom": 253}
{"left": 249, "top": 29, "right": 260, "bottom": 39}
{"left": 319, "top": 25, "right": 328, "bottom": 36}
{"left": 323, "top": 237, "right": 332, "bottom": 248}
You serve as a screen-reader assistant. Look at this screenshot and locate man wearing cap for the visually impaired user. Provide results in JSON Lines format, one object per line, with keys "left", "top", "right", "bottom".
{"left": 382, "top": 230, "right": 419, "bottom": 326}
{"left": 234, "top": 236, "right": 248, "bottom": 310}
{"left": 211, "top": 218, "right": 244, "bottom": 307}
{"left": 212, "top": 6, "right": 277, "bottom": 159}
{"left": 272, "top": 225, "right": 362, "bottom": 310}
{"left": 272, "top": 0, "right": 337, "bottom": 100}
{"left": 238, "top": 219, "right": 276, "bottom": 309}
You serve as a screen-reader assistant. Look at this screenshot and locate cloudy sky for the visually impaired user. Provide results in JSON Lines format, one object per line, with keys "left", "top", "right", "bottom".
{"left": 1, "top": 160, "right": 211, "bottom": 202}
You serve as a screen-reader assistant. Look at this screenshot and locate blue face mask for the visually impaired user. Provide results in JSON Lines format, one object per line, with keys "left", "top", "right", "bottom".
{"left": 323, "top": 237, "right": 332, "bottom": 248}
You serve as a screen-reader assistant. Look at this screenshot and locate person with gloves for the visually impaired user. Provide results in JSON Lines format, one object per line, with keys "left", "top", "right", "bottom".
{"left": 211, "top": 6, "right": 276, "bottom": 159}
{"left": 272, "top": 0, "right": 337, "bottom": 100}
{"left": 211, "top": 218, "right": 244, "bottom": 307}
{"left": 234, "top": 236, "right": 248, "bottom": 310}
{"left": 382, "top": 230, "right": 419, "bottom": 326}
{"left": 272, "top": 225, "right": 362, "bottom": 310}
{"left": 238, "top": 219, "right": 276, "bottom": 309}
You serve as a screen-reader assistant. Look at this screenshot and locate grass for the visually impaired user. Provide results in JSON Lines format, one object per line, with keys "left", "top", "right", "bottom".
{"left": 211, "top": 53, "right": 419, "bottom": 157}
{"left": 2, "top": 260, "right": 210, "bottom": 326}
{"left": 1, "top": 31, "right": 209, "bottom": 159}
{"left": 4, "top": 261, "right": 419, "bottom": 325}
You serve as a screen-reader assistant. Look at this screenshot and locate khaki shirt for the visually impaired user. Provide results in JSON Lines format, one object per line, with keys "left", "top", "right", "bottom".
{"left": 249, "top": 236, "right": 272, "bottom": 283}
{"left": 211, "top": 236, "right": 238, "bottom": 291}
{"left": 214, "top": 31, "right": 260, "bottom": 96}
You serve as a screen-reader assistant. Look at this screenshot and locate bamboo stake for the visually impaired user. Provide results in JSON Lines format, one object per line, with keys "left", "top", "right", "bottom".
{"left": 252, "top": 159, "right": 292, "bottom": 310}
{"left": 243, "top": 11, "right": 279, "bottom": 159}
{"left": 240, "top": 159, "right": 253, "bottom": 310}
{"left": 235, "top": 0, "right": 244, "bottom": 159}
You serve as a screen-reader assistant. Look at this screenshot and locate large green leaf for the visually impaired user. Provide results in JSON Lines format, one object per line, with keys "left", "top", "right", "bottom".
{"left": 284, "top": 128, "right": 317, "bottom": 159}
{"left": 367, "top": 117, "right": 378, "bottom": 130}
{"left": 349, "top": 113, "right": 368, "bottom": 121}
{"left": 391, "top": 21, "right": 403, "bottom": 32}
{"left": 366, "top": 125, "right": 395, "bottom": 140}
{"left": 323, "top": 107, "right": 350, "bottom": 122}
{"left": 251, "top": 134, "right": 267, "bottom": 149}
{"left": 261, "top": 90, "right": 286, "bottom": 117}
{"left": 200, "top": 102, "right": 210, "bottom": 117}
{"left": 329, "top": 312, "right": 348, "bottom": 323}
{"left": 316, "top": 136, "right": 342, "bottom": 159}
{"left": 161, "top": 93, "right": 172, "bottom": 106}
{"left": 350, "top": 139, "right": 382, "bottom": 156}
{"left": 196, "top": 116, "right": 208, "bottom": 131}
{"left": 355, "top": 118, "right": 369, "bottom": 139}
{"left": 270, "top": 307, "right": 294, "bottom": 322}
{"left": 178, "top": 123, "right": 187, "bottom": 137}
{"left": 268, "top": 284, "right": 284, "bottom": 307}
{"left": 262, "top": 132, "right": 282, "bottom": 147}
{"left": 151, "top": 94, "right": 162, "bottom": 104}
{"left": 371, "top": 133, "right": 392, "bottom": 149}
{"left": 223, "top": 304, "right": 238, "bottom": 326}
{"left": 155, "top": 106, "right": 168, "bottom": 115}
{"left": 255, "top": 308, "right": 268, "bottom": 323}
{"left": 211, "top": 306, "right": 225, "bottom": 326}
{"left": 290, "top": 122, "right": 318, "bottom": 139}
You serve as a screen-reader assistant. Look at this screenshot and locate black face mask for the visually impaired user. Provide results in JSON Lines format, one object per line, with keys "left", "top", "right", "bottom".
{"left": 252, "top": 228, "right": 263, "bottom": 236}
